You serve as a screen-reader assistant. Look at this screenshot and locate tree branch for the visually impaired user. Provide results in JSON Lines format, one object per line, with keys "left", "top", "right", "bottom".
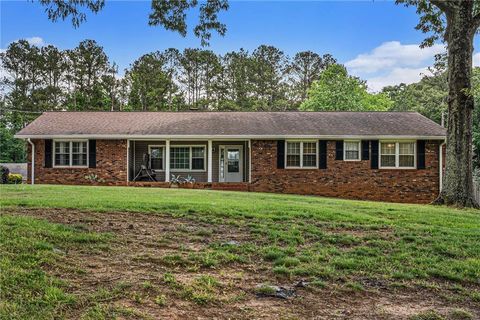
{"left": 473, "top": 13, "right": 480, "bottom": 29}
{"left": 430, "top": 0, "right": 453, "bottom": 14}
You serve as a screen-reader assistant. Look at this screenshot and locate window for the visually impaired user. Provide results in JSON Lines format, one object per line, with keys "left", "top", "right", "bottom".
{"left": 170, "top": 146, "right": 206, "bottom": 171}
{"left": 286, "top": 142, "right": 301, "bottom": 167}
{"left": 54, "top": 141, "right": 87, "bottom": 167}
{"left": 286, "top": 141, "right": 317, "bottom": 168}
{"left": 344, "top": 141, "right": 360, "bottom": 161}
{"left": 303, "top": 142, "right": 317, "bottom": 167}
{"left": 148, "top": 146, "right": 164, "bottom": 170}
{"left": 399, "top": 142, "right": 415, "bottom": 167}
{"left": 191, "top": 147, "right": 205, "bottom": 170}
{"left": 227, "top": 149, "right": 240, "bottom": 172}
{"left": 380, "top": 142, "right": 396, "bottom": 167}
{"left": 380, "top": 141, "right": 416, "bottom": 168}
{"left": 170, "top": 147, "right": 190, "bottom": 170}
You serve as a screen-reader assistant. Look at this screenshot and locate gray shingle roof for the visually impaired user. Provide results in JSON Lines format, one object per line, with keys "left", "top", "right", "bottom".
{"left": 15, "top": 111, "right": 446, "bottom": 138}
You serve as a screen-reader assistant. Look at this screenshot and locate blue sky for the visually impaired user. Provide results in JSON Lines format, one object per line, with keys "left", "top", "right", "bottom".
{"left": 2, "top": 0, "right": 479, "bottom": 91}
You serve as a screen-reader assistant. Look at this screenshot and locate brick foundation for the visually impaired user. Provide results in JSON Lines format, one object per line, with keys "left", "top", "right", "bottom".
{"left": 249, "top": 140, "right": 441, "bottom": 204}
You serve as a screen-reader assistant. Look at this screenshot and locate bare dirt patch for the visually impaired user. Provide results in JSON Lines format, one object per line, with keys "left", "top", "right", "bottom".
{"left": 3, "top": 208, "right": 478, "bottom": 320}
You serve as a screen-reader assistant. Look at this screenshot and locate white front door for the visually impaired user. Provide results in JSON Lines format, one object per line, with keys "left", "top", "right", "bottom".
{"left": 219, "top": 145, "right": 243, "bottom": 182}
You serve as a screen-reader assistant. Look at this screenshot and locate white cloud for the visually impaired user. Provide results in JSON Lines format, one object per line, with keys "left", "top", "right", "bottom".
{"left": 345, "top": 41, "right": 444, "bottom": 74}
{"left": 25, "top": 37, "right": 45, "bottom": 46}
{"left": 473, "top": 53, "right": 480, "bottom": 67}
{"left": 366, "top": 67, "right": 431, "bottom": 92}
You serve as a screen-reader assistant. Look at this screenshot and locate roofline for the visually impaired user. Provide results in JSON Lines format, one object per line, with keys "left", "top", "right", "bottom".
{"left": 14, "top": 134, "right": 447, "bottom": 140}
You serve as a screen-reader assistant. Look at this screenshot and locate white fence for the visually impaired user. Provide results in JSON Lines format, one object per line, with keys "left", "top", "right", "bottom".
{"left": 474, "top": 181, "right": 480, "bottom": 205}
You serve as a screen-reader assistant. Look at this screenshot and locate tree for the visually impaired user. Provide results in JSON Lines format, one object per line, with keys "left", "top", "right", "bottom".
{"left": 288, "top": 52, "right": 336, "bottom": 104}
{"left": 65, "top": 39, "right": 113, "bottom": 110}
{"left": 300, "top": 64, "right": 392, "bottom": 111}
{"left": 126, "top": 51, "right": 178, "bottom": 111}
{"left": 219, "top": 49, "right": 253, "bottom": 110}
{"left": 382, "top": 71, "right": 448, "bottom": 124}
{"left": 384, "top": 68, "right": 479, "bottom": 180}
{"left": 37, "top": 0, "right": 228, "bottom": 46}
{"left": 397, "top": 0, "right": 480, "bottom": 207}
{"left": 249, "top": 45, "right": 289, "bottom": 110}
{"left": 0, "top": 40, "right": 43, "bottom": 129}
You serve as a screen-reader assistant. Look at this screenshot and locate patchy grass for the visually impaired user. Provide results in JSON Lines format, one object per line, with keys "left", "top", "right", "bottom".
{"left": 1, "top": 184, "right": 479, "bottom": 319}
{"left": 0, "top": 214, "right": 110, "bottom": 319}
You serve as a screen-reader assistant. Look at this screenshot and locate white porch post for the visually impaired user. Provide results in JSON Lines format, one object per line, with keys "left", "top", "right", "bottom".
{"left": 207, "top": 140, "right": 213, "bottom": 182}
{"left": 248, "top": 139, "right": 252, "bottom": 183}
{"left": 165, "top": 140, "right": 170, "bottom": 182}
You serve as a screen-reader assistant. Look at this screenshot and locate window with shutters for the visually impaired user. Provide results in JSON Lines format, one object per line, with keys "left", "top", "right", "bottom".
{"left": 343, "top": 141, "right": 361, "bottom": 161}
{"left": 380, "top": 141, "right": 416, "bottom": 169}
{"left": 285, "top": 141, "right": 317, "bottom": 168}
{"left": 54, "top": 140, "right": 88, "bottom": 167}
{"left": 170, "top": 145, "right": 206, "bottom": 171}
{"left": 148, "top": 145, "right": 164, "bottom": 171}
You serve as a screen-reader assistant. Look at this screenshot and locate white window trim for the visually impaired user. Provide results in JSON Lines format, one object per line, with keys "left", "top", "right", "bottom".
{"left": 53, "top": 139, "right": 89, "bottom": 168}
{"left": 343, "top": 140, "right": 361, "bottom": 161}
{"left": 170, "top": 145, "right": 207, "bottom": 172}
{"left": 147, "top": 145, "right": 165, "bottom": 172}
{"left": 379, "top": 140, "right": 417, "bottom": 169}
{"left": 285, "top": 140, "right": 318, "bottom": 169}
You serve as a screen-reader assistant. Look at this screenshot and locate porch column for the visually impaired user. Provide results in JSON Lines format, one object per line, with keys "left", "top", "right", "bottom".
{"left": 207, "top": 140, "right": 213, "bottom": 182}
{"left": 165, "top": 140, "right": 170, "bottom": 182}
{"left": 248, "top": 139, "right": 252, "bottom": 183}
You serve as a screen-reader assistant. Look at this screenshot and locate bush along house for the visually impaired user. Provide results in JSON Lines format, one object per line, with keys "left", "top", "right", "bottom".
{"left": 15, "top": 111, "right": 447, "bottom": 204}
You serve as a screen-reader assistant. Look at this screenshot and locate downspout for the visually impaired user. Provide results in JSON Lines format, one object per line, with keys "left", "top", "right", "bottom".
{"left": 439, "top": 141, "right": 446, "bottom": 192}
{"left": 27, "top": 138, "right": 35, "bottom": 185}
{"left": 126, "top": 139, "right": 130, "bottom": 185}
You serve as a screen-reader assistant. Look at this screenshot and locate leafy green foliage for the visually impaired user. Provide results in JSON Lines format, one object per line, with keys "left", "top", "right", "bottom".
{"left": 149, "top": 0, "right": 229, "bottom": 47}
{"left": 126, "top": 50, "right": 180, "bottom": 111}
{"left": 300, "top": 64, "right": 393, "bottom": 111}
{"left": 383, "top": 68, "right": 480, "bottom": 172}
{"left": 38, "top": 0, "right": 105, "bottom": 28}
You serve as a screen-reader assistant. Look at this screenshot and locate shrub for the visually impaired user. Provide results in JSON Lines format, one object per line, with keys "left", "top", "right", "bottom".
{"left": 8, "top": 173, "right": 23, "bottom": 184}
{"left": 0, "top": 166, "right": 9, "bottom": 184}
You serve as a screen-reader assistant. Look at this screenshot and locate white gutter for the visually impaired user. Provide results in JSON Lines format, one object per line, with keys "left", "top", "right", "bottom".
{"left": 126, "top": 139, "right": 130, "bottom": 184}
{"left": 27, "top": 138, "right": 35, "bottom": 185}
{"left": 439, "top": 141, "right": 446, "bottom": 192}
{"left": 14, "top": 134, "right": 447, "bottom": 140}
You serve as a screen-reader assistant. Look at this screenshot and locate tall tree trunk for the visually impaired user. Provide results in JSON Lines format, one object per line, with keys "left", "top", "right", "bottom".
{"left": 435, "top": 2, "right": 479, "bottom": 208}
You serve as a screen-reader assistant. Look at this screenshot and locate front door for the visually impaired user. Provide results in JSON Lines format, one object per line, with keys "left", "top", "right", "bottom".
{"left": 219, "top": 145, "right": 243, "bottom": 182}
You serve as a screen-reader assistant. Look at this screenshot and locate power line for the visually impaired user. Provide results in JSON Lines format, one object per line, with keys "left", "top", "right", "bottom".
{"left": 0, "top": 108, "right": 44, "bottom": 114}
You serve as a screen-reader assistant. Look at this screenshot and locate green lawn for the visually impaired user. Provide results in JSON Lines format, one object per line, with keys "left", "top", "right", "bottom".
{"left": 1, "top": 184, "right": 479, "bottom": 319}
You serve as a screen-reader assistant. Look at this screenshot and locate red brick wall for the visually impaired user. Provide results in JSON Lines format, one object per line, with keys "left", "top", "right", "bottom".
{"left": 249, "top": 140, "right": 441, "bottom": 204}
{"left": 27, "top": 138, "right": 442, "bottom": 203}
{"left": 27, "top": 139, "right": 127, "bottom": 186}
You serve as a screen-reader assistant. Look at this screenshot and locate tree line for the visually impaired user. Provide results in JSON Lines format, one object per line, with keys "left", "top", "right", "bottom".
{"left": 0, "top": 39, "right": 478, "bottom": 181}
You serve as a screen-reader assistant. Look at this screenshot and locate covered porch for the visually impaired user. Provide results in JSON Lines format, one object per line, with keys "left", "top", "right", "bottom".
{"left": 127, "top": 139, "right": 251, "bottom": 184}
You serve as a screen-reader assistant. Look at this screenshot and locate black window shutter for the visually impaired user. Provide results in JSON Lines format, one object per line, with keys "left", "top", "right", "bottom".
{"left": 277, "top": 140, "right": 285, "bottom": 169}
{"left": 361, "top": 140, "right": 370, "bottom": 160}
{"left": 371, "top": 140, "right": 379, "bottom": 169}
{"left": 44, "top": 139, "right": 52, "bottom": 168}
{"left": 335, "top": 140, "right": 343, "bottom": 160}
{"left": 319, "top": 140, "right": 327, "bottom": 169}
{"left": 417, "top": 140, "right": 426, "bottom": 169}
{"left": 89, "top": 140, "right": 96, "bottom": 168}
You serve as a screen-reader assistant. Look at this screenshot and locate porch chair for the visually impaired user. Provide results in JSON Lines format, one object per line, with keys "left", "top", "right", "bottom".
{"left": 133, "top": 153, "right": 157, "bottom": 182}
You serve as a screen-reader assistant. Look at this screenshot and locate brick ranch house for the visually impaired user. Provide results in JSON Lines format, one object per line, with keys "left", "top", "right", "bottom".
{"left": 15, "top": 111, "right": 447, "bottom": 204}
